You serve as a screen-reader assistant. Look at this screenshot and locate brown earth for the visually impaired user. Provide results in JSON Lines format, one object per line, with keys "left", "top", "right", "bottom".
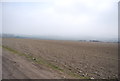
{"left": 2, "top": 38, "right": 118, "bottom": 79}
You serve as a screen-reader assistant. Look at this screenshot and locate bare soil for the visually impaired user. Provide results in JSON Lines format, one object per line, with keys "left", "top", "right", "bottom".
{"left": 2, "top": 38, "right": 118, "bottom": 79}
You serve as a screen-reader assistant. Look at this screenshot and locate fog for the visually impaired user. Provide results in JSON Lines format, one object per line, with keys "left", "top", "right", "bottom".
{"left": 1, "top": 0, "right": 119, "bottom": 41}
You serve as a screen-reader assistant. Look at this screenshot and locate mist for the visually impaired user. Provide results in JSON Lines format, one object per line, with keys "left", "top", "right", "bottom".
{"left": 2, "top": 0, "right": 118, "bottom": 42}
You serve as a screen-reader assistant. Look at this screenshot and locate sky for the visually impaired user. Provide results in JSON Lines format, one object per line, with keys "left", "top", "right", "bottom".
{"left": 1, "top": 0, "right": 119, "bottom": 41}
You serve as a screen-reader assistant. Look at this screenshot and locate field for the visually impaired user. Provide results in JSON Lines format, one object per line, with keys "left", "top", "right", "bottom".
{"left": 2, "top": 38, "right": 118, "bottom": 79}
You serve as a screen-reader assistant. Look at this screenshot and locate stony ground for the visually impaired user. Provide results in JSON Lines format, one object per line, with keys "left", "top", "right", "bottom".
{"left": 2, "top": 38, "right": 118, "bottom": 79}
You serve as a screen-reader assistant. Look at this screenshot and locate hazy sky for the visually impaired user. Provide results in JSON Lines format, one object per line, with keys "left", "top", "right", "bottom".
{"left": 2, "top": 0, "right": 119, "bottom": 40}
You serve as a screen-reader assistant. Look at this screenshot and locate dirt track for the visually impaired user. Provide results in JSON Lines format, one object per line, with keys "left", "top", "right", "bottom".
{"left": 3, "top": 48, "right": 70, "bottom": 79}
{"left": 2, "top": 38, "right": 118, "bottom": 79}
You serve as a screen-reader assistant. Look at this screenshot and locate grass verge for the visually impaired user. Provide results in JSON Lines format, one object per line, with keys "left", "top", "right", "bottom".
{"left": 2, "top": 45, "right": 90, "bottom": 79}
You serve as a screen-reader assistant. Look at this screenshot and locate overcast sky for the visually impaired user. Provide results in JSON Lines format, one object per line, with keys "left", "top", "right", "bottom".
{"left": 2, "top": 0, "right": 119, "bottom": 40}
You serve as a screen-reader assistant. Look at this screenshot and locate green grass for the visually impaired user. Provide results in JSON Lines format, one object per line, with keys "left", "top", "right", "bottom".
{"left": 2, "top": 45, "right": 90, "bottom": 79}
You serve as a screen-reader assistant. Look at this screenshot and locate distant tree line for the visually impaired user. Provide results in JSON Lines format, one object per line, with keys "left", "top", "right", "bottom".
{"left": 79, "top": 40, "right": 101, "bottom": 42}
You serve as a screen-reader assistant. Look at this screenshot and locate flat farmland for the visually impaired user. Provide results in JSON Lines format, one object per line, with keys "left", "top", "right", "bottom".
{"left": 2, "top": 38, "right": 118, "bottom": 79}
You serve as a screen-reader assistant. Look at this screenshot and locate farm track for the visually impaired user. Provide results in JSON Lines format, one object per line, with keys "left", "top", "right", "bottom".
{"left": 2, "top": 47, "right": 71, "bottom": 79}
